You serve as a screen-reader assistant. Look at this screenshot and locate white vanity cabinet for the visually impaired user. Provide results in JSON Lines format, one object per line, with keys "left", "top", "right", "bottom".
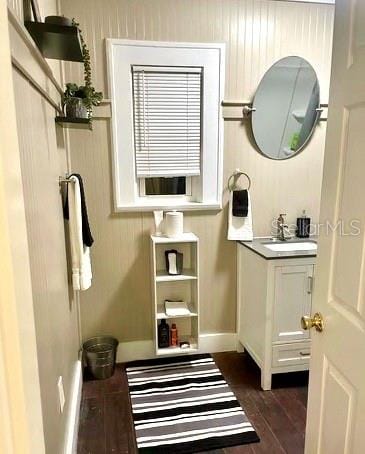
{"left": 237, "top": 243, "right": 316, "bottom": 390}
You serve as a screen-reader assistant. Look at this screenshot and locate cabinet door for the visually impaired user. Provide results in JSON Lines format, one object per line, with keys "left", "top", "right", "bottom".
{"left": 273, "top": 264, "right": 313, "bottom": 343}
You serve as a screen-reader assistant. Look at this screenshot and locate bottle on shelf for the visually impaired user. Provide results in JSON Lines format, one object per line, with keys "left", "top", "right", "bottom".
{"left": 170, "top": 323, "right": 178, "bottom": 347}
{"left": 158, "top": 319, "right": 170, "bottom": 348}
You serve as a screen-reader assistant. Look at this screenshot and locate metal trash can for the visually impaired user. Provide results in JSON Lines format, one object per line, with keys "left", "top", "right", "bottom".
{"left": 83, "top": 336, "right": 118, "bottom": 380}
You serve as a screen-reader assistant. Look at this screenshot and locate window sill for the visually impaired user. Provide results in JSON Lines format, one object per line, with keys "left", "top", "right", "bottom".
{"left": 114, "top": 201, "right": 222, "bottom": 212}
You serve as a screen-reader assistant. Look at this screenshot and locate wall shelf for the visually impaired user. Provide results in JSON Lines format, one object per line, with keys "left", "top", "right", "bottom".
{"left": 25, "top": 21, "right": 84, "bottom": 62}
{"left": 156, "top": 303, "right": 198, "bottom": 320}
{"left": 151, "top": 234, "right": 200, "bottom": 356}
{"left": 156, "top": 270, "right": 197, "bottom": 282}
{"left": 157, "top": 339, "right": 199, "bottom": 356}
{"left": 55, "top": 117, "right": 91, "bottom": 130}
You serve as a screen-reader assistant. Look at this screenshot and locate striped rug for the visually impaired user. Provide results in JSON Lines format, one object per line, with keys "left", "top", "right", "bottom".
{"left": 126, "top": 353, "right": 259, "bottom": 453}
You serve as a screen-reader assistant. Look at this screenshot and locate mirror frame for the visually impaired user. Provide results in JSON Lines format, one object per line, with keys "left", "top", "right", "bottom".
{"left": 251, "top": 56, "right": 321, "bottom": 161}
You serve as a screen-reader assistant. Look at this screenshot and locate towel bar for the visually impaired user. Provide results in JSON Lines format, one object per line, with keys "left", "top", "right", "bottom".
{"left": 59, "top": 175, "right": 75, "bottom": 186}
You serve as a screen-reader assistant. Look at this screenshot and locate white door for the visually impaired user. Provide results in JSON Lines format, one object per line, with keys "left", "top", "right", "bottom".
{"left": 305, "top": 1, "right": 365, "bottom": 453}
{"left": 273, "top": 265, "right": 313, "bottom": 343}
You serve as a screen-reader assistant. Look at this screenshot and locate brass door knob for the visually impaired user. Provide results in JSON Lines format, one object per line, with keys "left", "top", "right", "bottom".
{"left": 301, "top": 312, "right": 324, "bottom": 332}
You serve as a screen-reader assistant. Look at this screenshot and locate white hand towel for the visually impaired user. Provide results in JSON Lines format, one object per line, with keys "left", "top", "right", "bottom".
{"left": 68, "top": 176, "right": 92, "bottom": 291}
{"left": 227, "top": 191, "right": 253, "bottom": 241}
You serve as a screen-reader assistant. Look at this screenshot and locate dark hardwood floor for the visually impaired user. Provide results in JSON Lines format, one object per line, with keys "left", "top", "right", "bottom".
{"left": 77, "top": 351, "right": 308, "bottom": 454}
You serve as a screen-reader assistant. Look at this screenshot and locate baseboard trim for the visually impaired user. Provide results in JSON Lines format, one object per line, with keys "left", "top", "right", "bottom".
{"left": 63, "top": 360, "right": 82, "bottom": 454}
{"left": 116, "top": 333, "right": 237, "bottom": 363}
{"left": 116, "top": 340, "right": 154, "bottom": 363}
{"left": 198, "top": 333, "right": 238, "bottom": 353}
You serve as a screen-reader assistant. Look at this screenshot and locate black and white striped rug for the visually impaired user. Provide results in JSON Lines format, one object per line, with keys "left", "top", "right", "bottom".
{"left": 126, "top": 354, "right": 259, "bottom": 453}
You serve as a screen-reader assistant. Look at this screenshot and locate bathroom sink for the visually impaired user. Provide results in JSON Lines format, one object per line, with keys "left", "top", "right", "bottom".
{"left": 263, "top": 241, "right": 317, "bottom": 252}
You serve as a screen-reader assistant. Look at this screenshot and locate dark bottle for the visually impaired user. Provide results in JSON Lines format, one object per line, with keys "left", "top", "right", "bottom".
{"left": 158, "top": 319, "right": 170, "bottom": 348}
{"left": 296, "top": 210, "right": 311, "bottom": 238}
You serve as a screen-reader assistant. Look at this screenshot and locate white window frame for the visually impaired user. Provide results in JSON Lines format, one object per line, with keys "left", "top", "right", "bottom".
{"left": 106, "top": 39, "right": 225, "bottom": 212}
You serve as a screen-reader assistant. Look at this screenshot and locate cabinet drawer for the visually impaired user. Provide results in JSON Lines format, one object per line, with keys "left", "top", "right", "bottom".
{"left": 272, "top": 342, "right": 311, "bottom": 368}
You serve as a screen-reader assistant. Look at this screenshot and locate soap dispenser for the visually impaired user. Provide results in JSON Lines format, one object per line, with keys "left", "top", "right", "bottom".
{"left": 296, "top": 210, "right": 310, "bottom": 238}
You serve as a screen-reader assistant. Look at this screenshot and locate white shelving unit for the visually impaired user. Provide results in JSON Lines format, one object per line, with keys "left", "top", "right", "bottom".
{"left": 150, "top": 233, "right": 199, "bottom": 356}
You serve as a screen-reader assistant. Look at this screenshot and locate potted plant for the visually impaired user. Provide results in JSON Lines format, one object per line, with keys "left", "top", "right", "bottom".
{"left": 63, "top": 83, "right": 102, "bottom": 119}
{"left": 62, "top": 19, "right": 103, "bottom": 122}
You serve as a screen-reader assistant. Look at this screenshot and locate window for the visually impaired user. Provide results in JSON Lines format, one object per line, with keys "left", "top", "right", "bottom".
{"left": 107, "top": 40, "right": 225, "bottom": 211}
{"left": 133, "top": 66, "right": 202, "bottom": 179}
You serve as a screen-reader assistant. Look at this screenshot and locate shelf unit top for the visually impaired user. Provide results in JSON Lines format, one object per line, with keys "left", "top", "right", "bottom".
{"left": 151, "top": 233, "right": 199, "bottom": 244}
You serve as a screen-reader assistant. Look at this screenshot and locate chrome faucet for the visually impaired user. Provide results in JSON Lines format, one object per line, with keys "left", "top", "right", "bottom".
{"left": 277, "top": 213, "right": 292, "bottom": 241}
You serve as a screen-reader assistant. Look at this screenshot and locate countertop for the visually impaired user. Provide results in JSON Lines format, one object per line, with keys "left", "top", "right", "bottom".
{"left": 238, "top": 236, "right": 318, "bottom": 260}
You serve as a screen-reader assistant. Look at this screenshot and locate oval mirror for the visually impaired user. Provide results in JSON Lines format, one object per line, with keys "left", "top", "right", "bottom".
{"left": 252, "top": 56, "right": 320, "bottom": 160}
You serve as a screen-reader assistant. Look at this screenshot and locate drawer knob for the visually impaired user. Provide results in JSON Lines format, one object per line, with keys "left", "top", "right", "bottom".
{"left": 301, "top": 312, "right": 324, "bottom": 332}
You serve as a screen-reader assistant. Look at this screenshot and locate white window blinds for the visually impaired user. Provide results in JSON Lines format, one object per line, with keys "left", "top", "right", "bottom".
{"left": 132, "top": 66, "right": 202, "bottom": 178}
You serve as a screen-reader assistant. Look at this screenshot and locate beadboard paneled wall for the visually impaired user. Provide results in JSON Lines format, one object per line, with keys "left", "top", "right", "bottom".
{"left": 7, "top": 0, "right": 59, "bottom": 21}
{"left": 12, "top": 66, "right": 79, "bottom": 454}
{"left": 60, "top": 0, "right": 334, "bottom": 340}
{"left": 7, "top": 0, "right": 22, "bottom": 20}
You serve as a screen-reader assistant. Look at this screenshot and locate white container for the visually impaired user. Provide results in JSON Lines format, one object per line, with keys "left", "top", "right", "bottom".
{"left": 153, "top": 210, "right": 164, "bottom": 236}
{"left": 165, "top": 211, "right": 183, "bottom": 238}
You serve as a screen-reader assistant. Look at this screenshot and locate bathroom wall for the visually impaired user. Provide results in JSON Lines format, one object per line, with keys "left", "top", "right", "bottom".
{"left": 7, "top": 0, "right": 24, "bottom": 23}
{"left": 12, "top": 69, "right": 79, "bottom": 454}
{"left": 60, "top": 0, "right": 334, "bottom": 341}
{"left": 8, "top": 1, "right": 80, "bottom": 452}
{"left": 7, "top": 0, "right": 61, "bottom": 25}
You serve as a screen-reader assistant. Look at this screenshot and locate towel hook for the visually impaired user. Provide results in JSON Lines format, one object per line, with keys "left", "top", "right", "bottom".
{"left": 228, "top": 169, "right": 251, "bottom": 192}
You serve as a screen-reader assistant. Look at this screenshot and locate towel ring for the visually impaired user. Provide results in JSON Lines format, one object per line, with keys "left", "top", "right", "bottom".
{"left": 228, "top": 171, "right": 251, "bottom": 192}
